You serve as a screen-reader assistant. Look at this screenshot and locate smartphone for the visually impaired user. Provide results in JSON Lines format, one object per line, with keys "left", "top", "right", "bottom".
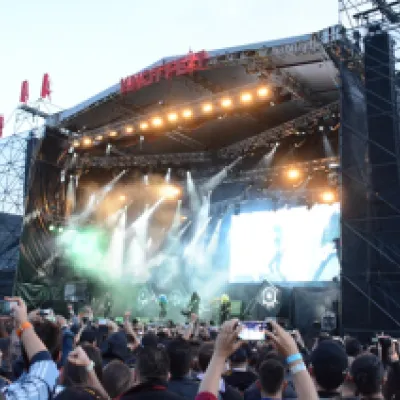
{"left": 98, "top": 318, "right": 107, "bottom": 325}
{"left": 238, "top": 322, "right": 266, "bottom": 341}
{"left": 0, "top": 300, "right": 16, "bottom": 316}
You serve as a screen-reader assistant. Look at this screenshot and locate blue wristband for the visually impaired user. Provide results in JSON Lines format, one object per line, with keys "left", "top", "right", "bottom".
{"left": 286, "top": 353, "right": 302, "bottom": 364}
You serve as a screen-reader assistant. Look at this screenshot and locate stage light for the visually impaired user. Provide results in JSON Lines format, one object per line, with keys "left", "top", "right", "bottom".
{"left": 109, "top": 130, "right": 118, "bottom": 137}
{"left": 82, "top": 137, "right": 92, "bottom": 146}
{"left": 321, "top": 191, "right": 335, "bottom": 203}
{"left": 165, "top": 168, "right": 171, "bottom": 182}
{"left": 140, "top": 122, "right": 149, "bottom": 130}
{"left": 221, "top": 98, "right": 232, "bottom": 108}
{"left": 241, "top": 93, "right": 253, "bottom": 103}
{"left": 167, "top": 112, "right": 178, "bottom": 122}
{"left": 160, "top": 185, "right": 180, "bottom": 199}
{"left": 72, "top": 140, "right": 80, "bottom": 147}
{"left": 49, "top": 224, "right": 55, "bottom": 232}
{"left": 287, "top": 168, "right": 300, "bottom": 180}
{"left": 95, "top": 135, "right": 103, "bottom": 141}
{"left": 182, "top": 109, "right": 193, "bottom": 119}
{"left": 58, "top": 227, "right": 64, "bottom": 233}
{"left": 152, "top": 117, "right": 163, "bottom": 127}
{"left": 125, "top": 125, "right": 134, "bottom": 134}
{"left": 257, "top": 87, "right": 269, "bottom": 97}
{"left": 202, "top": 103, "right": 213, "bottom": 113}
{"left": 119, "top": 194, "right": 127, "bottom": 202}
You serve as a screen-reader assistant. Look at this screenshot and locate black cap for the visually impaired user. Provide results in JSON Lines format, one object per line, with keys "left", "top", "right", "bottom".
{"left": 310, "top": 340, "right": 348, "bottom": 390}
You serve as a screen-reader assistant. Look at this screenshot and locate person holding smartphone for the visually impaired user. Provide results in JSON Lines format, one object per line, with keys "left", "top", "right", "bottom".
{"left": 1, "top": 297, "right": 59, "bottom": 400}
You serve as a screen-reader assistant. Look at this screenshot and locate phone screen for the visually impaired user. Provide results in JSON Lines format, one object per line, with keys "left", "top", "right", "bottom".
{"left": 0, "top": 300, "right": 13, "bottom": 316}
{"left": 238, "top": 322, "right": 266, "bottom": 341}
{"left": 98, "top": 319, "right": 107, "bottom": 325}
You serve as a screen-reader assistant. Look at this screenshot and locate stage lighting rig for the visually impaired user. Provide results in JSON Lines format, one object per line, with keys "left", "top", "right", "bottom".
{"left": 321, "top": 190, "right": 336, "bottom": 203}
{"left": 160, "top": 184, "right": 180, "bottom": 199}
{"left": 287, "top": 168, "right": 301, "bottom": 180}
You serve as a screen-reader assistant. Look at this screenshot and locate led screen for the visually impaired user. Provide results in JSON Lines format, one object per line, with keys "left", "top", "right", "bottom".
{"left": 229, "top": 203, "right": 340, "bottom": 283}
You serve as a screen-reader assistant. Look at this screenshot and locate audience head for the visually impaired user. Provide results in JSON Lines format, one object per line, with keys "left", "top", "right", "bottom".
{"left": 259, "top": 359, "right": 286, "bottom": 398}
{"left": 134, "top": 346, "right": 170, "bottom": 384}
{"left": 101, "top": 331, "right": 129, "bottom": 363}
{"left": 229, "top": 346, "right": 248, "bottom": 367}
{"left": 345, "top": 337, "right": 362, "bottom": 358}
{"left": 351, "top": 353, "right": 384, "bottom": 398}
{"left": 141, "top": 332, "right": 158, "bottom": 348}
{"left": 310, "top": 340, "right": 348, "bottom": 392}
{"left": 22, "top": 319, "right": 61, "bottom": 368}
{"left": 166, "top": 339, "right": 192, "bottom": 379}
{"left": 103, "top": 360, "right": 132, "bottom": 399}
{"left": 198, "top": 342, "right": 214, "bottom": 373}
{"left": 55, "top": 387, "right": 104, "bottom": 400}
{"left": 79, "top": 329, "right": 97, "bottom": 347}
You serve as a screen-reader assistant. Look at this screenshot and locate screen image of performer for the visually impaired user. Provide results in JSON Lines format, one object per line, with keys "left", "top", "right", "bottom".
{"left": 159, "top": 294, "right": 168, "bottom": 319}
{"left": 220, "top": 294, "right": 231, "bottom": 324}
{"left": 104, "top": 292, "right": 113, "bottom": 318}
{"left": 188, "top": 291, "right": 200, "bottom": 315}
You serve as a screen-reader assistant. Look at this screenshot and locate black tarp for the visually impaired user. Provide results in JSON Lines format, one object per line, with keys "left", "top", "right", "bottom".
{"left": 14, "top": 128, "right": 69, "bottom": 307}
{"left": 0, "top": 212, "right": 23, "bottom": 296}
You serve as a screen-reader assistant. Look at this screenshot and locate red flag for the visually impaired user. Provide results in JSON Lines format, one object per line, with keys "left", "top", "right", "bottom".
{"left": 41, "top": 73, "right": 51, "bottom": 99}
{"left": 0, "top": 115, "right": 4, "bottom": 138}
{"left": 20, "top": 80, "right": 29, "bottom": 103}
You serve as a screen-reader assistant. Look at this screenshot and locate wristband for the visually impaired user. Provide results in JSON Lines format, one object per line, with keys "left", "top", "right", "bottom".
{"left": 16, "top": 321, "right": 33, "bottom": 338}
{"left": 286, "top": 353, "right": 302, "bottom": 364}
{"left": 85, "top": 360, "right": 95, "bottom": 372}
{"left": 290, "top": 362, "right": 306, "bottom": 375}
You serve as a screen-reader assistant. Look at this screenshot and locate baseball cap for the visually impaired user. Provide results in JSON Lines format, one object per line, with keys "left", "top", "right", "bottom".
{"left": 310, "top": 340, "right": 348, "bottom": 391}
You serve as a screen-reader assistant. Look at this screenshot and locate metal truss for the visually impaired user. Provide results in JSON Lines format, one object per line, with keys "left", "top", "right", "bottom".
{"left": 0, "top": 133, "right": 28, "bottom": 215}
{"left": 76, "top": 150, "right": 212, "bottom": 168}
{"left": 65, "top": 26, "right": 341, "bottom": 144}
{"left": 218, "top": 101, "right": 339, "bottom": 158}
{"left": 222, "top": 156, "right": 339, "bottom": 184}
{"left": 338, "top": 0, "right": 400, "bottom": 333}
{"left": 339, "top": 0, "right": 400, "bottom": 69}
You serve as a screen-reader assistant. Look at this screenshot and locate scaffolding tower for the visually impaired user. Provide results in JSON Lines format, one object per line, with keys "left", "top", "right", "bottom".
{"left": 338, "top": 0, "right": 400, "bottom": 335}
{"left": 0, "top": 103, "right": 45, "bottom": 295}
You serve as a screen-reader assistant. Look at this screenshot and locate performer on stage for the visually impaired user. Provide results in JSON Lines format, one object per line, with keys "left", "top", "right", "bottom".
{"left": 159, "top": 294, "right": 168, "bottom": 319}
{"left": 188, "top": 291, "right": 200, "bottom": 315}
{"left": 104, "top": 292, "right": 113, "bottom": 318}
{"left": 220, "top": 294, "right": 231, "bottom": 324}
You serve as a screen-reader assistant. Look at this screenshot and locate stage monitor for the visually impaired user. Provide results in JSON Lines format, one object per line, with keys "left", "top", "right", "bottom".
{"left": 229, "top": 203, "right": 339, "bottom": 283}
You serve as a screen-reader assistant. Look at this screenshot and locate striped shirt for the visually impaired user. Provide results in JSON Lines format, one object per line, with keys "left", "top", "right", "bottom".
{"left": 2, "top": 351, "right": 59, "bottom": 400}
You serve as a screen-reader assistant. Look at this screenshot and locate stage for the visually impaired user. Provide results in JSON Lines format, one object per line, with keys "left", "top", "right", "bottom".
{"left": 10, "top": 19, "right": 400, "bottom": 336}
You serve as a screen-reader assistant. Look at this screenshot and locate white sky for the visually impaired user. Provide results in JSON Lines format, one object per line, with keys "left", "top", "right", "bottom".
{"left": 1, "top": 0, "right": 338, "bottom": 136}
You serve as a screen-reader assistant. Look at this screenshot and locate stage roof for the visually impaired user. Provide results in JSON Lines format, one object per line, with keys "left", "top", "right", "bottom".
{"left": 47, "top": 25, "right": 341, "bottom": 155}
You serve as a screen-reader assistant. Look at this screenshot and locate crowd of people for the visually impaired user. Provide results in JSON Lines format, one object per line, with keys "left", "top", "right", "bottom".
{"left": 0, "top": 297, "right": 399, "bottom": 400}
